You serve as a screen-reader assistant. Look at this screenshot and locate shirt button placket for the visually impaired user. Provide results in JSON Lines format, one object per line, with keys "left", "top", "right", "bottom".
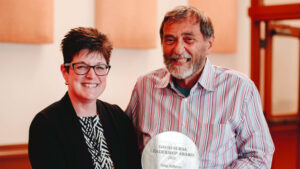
{"left": 181, "top": 98, "right": 188, "bottom": 132}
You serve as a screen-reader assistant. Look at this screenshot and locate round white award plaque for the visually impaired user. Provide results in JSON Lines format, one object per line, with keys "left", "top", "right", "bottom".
{"left": 141, "top": 131, "right": 200, "bottom": 169}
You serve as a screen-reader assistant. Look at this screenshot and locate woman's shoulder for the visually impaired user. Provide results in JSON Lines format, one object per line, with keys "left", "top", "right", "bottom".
{"left": 36, "top": 97, "right": 69, "bottom": 119}
{"left": 96, "top": 100, "right": 130, "bottom": 122}
{"left": 97, "top": 100, "right": 123, "bottom": 114}
{"left": 31, "top": 94, "right": 72, "bottom": 127}
{"left": 30, "top": 103, "right": 61, "bottom": 131}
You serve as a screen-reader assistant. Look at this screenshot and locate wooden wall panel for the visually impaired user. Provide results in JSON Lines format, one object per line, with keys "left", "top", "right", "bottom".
{"left": 95, "top": 0, "right": 157, "bottom": 49}
{"left": 189, "top": 0, "right": 237, "bottom": 53}
{"left": 0, "top": 0, "right": 53, "bottom": 44}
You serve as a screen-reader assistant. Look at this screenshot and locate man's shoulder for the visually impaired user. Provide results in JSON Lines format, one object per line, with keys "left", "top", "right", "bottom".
{"left": 213, "top": 65, "right": 256, "bottom": 88}
{"left": 140, "top": 68, "right": 168, "bottom": 79}
{"left": 136, "top": 68, "right": 169, "bottom": 85}
{"left": 214, "top": 65, "right": 251, "bottom": 82}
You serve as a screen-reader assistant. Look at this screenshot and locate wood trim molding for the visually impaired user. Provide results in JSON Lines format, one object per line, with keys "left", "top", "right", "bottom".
{"left": 0, "top": 144, "right": 31, "bottom": 169}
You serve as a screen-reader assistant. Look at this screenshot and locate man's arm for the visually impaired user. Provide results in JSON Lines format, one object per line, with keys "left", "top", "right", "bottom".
{"left": 228, "top": 83, "right": 275, "bottom": 169}
{"left": 125, "top": 83, "right": 140, "bottom": 122}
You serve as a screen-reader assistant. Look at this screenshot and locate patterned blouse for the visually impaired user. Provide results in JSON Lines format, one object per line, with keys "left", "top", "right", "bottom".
{"left": 78, "top": 115, "right": 114, "bottom": 169}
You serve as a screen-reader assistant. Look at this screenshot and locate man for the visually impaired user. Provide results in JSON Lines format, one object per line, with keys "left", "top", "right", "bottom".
{"left": 126, "top": 6, "right": 274, "bottom": 168}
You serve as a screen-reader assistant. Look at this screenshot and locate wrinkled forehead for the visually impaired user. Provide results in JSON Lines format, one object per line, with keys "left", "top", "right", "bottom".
{"left": 164, "top": 17, "right": 199, "bottom": 32}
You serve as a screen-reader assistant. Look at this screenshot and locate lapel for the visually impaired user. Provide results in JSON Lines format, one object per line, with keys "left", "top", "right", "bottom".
{"left": 97, "top": 100, "right": 122, "bottom": 168}
{"left": 58, "top": 93, "right": 94, "bottom": 169}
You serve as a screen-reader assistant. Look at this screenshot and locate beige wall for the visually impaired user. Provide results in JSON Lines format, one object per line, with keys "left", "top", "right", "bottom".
{"left": 0, "top": 0, "right": 271, "bottom": 145}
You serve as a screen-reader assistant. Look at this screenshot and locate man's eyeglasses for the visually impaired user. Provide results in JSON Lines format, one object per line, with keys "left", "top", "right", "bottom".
{"left": 64, "top": 62, "right": 111, "bottom": 76}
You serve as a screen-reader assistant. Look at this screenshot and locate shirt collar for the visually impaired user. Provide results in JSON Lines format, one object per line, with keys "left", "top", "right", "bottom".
{"left": 154, "top": 69, "right": 172, "bottom": 88}
{"left": 155, "top": 59, "right": 216, "bottom": 91}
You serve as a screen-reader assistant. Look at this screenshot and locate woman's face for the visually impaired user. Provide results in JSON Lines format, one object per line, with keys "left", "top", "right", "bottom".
{"left": 62, "top": 49, "right": 108, "bottom": 103}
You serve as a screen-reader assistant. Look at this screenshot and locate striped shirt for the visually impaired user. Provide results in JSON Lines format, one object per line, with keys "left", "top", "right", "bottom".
{"left": 126, "top": 59, "right": 274, "bottom": 169}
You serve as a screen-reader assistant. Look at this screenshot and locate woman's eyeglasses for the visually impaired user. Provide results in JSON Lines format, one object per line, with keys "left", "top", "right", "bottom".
{"left": 64, "top": 62, "right": 111, "bottom": 76}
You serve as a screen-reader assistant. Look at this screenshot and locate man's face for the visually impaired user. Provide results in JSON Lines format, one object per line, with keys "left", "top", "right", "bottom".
{"left": 162, "top": 18, "right": 213, "bottom": 80}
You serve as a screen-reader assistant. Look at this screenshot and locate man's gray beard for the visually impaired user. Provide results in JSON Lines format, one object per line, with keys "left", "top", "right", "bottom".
{"left": 165, "top": 62, "right": 193, "bottom": 79}
{"left": 164, "top": 52, "right": 206, "bottom": 80}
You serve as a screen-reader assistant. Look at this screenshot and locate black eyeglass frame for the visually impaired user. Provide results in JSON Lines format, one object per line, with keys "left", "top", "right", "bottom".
{"left": 64, "top": 62, "right": 111, "bottom": 76}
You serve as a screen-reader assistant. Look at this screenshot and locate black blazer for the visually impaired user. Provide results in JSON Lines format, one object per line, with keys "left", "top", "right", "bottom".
{"left": 28, "top": 93, "right": 141, "bottom": 169}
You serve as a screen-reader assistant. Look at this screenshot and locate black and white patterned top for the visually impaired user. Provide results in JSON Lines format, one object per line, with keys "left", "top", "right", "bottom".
{"left": 78, "top": 115, "right": 114, "bottom": 169}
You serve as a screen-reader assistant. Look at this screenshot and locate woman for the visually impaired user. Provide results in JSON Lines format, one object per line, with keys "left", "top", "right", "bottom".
{"left": 28, "top": 27, "right": 141, "bottom": 169}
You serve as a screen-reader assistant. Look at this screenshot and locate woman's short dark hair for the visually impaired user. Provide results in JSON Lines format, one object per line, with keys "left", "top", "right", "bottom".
{"left": 160, "top": 6, "right": 214, "bottom": 42}
{"left": 61, "top": 27, "right": 113, "bottom": 64}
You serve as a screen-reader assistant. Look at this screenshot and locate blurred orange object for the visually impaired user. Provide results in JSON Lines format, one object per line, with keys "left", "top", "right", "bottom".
{"left": 95, "top": 0, "right": 157, "bottom": 49}
{"left": 0, "top": 0, "right": 53, "bottom": 44}
{"left": 189, "top": 0, "right": 237, "bottom": 53}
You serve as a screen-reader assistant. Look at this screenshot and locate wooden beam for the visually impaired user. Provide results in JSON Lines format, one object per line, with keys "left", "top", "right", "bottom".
{"left": 268, "top": 23, "right": 300, "bottom": 37}
{"left": 298, "top": 38, "right": 300, "bottom": 117}
{"left": 251, "top": 0, "right": 263, "bottom": 7}
{"left": 250, "top": 20, "right": 261, "bottom": 89}
{"left": 264, "top": 21, "right": 273, "bottom": 119}
{"left": 249, "top": 3, "right": 300, "bottom": 21}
